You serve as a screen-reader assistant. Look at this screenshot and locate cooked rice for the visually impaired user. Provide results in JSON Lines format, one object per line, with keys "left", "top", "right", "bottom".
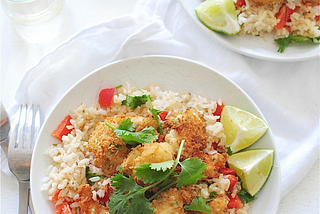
{"left": 41, "top": 83, "right": 251, "bottom": 213}
{"left": 236, "top": 0, "right": 320, "bottom": 39}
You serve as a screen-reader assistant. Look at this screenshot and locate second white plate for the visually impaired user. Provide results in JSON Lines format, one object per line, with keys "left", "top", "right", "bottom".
{"left": 178, "top": 0, "right": 320, "bottom": 61}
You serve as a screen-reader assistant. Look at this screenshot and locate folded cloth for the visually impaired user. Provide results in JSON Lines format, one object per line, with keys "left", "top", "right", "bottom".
{"left": 3, "top": 0, "right": 319, "bottom": 199}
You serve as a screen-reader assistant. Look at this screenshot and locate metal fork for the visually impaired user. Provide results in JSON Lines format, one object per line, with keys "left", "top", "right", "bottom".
{"left": 8, "top": 104, "right": 41, "bottom": 214}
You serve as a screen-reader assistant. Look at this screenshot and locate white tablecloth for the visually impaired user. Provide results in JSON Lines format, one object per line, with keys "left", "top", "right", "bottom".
{"left": 1, "top": 0, "right": 319, "bottom": 213}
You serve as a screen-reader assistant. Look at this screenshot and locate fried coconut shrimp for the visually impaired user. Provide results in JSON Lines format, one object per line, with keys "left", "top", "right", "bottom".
{"left": 87, "top": 115, "right": 158, "bottom": 176}
{"left": 164, "top": 108, "right": 210, "bottom": 159}
{"left": 194, "top": 151, "right": 228, "bottom": 179}
{"left": 121, "top": 142, "right": 175, "bottom": 178}
{"left": 151, "top": 188, "right": 185, "bottom": 214}
{"left": 208, "top": 195, "right": 229, "bottom": 214}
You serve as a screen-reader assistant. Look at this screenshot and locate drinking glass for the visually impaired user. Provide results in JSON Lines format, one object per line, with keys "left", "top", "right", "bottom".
{"left": 1, "top": 0, "right": 65, "bottom": 24}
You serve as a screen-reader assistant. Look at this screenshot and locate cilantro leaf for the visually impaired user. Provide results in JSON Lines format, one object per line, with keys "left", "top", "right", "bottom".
{"left": 176, "top": 158, "right": 206, "bottom": 188}
{"left": 209, "top": 191, "right": 217, "bottom": 199}
{"left": 85, "top": 166, "right": 104, "bottom": 186}
{"left": 150, "top": 160, "right": 175, "bottom": 171}
{"left": 122, "top": 94, "right": 149, "bottom": 110}
{"left": 275, "top": 33, "right": 320, "bottom": 53}
{"left": 226, "top": 146, "right": 233, "bottom": 156}
{"left": 135, "top": 163, "right": 170, "bottom": 183}
{"left": 146, "top": 96, "right": 165, "bottom": 134}
{"left": 135, "top": 160, "right": 174, "bottom": 183}
{"left": 184, "top": 196, "right": 211, "bottom": 214}
{"left": 105, "top": 119, "right": 158, "bottom": 145}
{"left": 113, "top": 126, "right": 158, "bottom": 145}
{"left": 109, "top": 174, "right": 153, "bottom": 214}
{"left": 238, "top": 188, "right": 256, "bottom": 203}
{"left": 121, "top": 94, "right": 165, "bottom": 134}
{"left": 117, "top": 118, "right": 136, "bottom": 131}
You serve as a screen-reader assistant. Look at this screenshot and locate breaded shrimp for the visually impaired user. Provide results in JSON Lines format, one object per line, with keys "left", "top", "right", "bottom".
{"left": 208, "top": 194, "right": 229, "bottom": 214}
{"left": 121, "top": 142, "right": 174, "bottom": 178}
{"left": 87, "top": 121, "right": 129, "bottom": 176}
{"left": 164, "top": 108, "right": 209, "bottom": 159}
{"left": 87, "top": 115, "right": 158, "bottom": 176}
{"left": 194, "top": 151, "right": 228, "bottom": 179}
{"left": 151, "top": 188, "right": 185, "bottom": 214}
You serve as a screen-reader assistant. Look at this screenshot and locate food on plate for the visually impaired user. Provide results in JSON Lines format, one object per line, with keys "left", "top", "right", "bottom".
{"left": 42, "top": 83, "right": 273, "bottom": 214}
{"left": 195, "top": 0, "right": 320, "bottom": 52}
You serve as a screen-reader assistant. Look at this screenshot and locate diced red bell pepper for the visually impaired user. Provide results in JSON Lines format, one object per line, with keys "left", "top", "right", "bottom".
{"left": 51, "top": 115, "right": 73, "bottom": 142}
{"left": 54, "top": 201, "right": 75, "bottom": 214}
{"left": 213, "top": 101, "right": 224, "bottom": 122}
{"left": 97, "top": 185, "right": 113, "bottom": 205}
{"left": 52, "top": 189, "right": 62, "bottom": 204}
{"left": 158, "top": 111, "right": 168, "bottom": 120}
{"left": 235, "top": 0, "right": 246, "bottom": 7}
{"left": 275, "top": 5, "right": 299, "bottom": 29}
{"left": 220, "top": 168, "right": 237, "bottom": 176}
{"left": 227, "top": 175, "right": 238, "bottom": 191}
{"left": 99, "top": 88, "right": 116, "bottom": 108}
{"left": 227, "top": 194, "right": 243, "bottom": 209}
{"left": 316, "top": 15, "right": 320, "bottom": 21}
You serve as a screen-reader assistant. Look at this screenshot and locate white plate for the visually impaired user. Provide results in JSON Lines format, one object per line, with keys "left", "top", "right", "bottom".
{"left": 30, "top": 55, "right": 281, "bottom": 214}
{"left": 178, "top": 0, "right": 320, "bottom": 61}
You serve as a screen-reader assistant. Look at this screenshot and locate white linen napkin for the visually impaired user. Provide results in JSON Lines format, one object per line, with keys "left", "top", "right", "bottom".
{"left": 2, "top": 0, "right": 319, "bottom": 199}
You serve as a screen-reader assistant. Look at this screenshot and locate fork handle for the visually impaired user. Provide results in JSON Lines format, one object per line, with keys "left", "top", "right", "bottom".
{"left": 18, "top": 180, "right": 30, "bottom": 214}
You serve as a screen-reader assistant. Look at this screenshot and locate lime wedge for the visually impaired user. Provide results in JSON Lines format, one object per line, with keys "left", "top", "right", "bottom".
{"left": 221, "top": 105, "right": 268, "bottom": 153}
{"left": 227, "top": 149, "right": 274, "bottom": 196}
{"left": 195, "top": 0, "right": 241, "bottom": 35}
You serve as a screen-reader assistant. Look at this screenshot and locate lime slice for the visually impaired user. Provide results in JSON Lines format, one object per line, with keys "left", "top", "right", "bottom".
{"left": 195, "top": 0, "right": 241, "bottom": 35}
{"left": 227, "top": 149, "right": 274, "bottom": 196}
{"left": 221, "top": 105, "right": 268, "bottom": 153}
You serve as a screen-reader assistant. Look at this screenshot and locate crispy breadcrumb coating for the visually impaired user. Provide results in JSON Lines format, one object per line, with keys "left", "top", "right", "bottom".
{"left": 151, "top": 188, "right": 185, "bottom": 214}
{"left": 164, "top": 108, "right": 209, "bottom": 159}
{"left": 87, "top": 115, "right": 158, "bottom": 176}
{"left": 194, "top": 152, "right": 228, "bottom": 179}
{"left": 208, "top": 194, "right": 229, "bottom": 214}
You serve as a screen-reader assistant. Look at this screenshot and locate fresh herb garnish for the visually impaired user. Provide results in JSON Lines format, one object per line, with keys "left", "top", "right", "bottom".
{"left": 238, "top": 188, "right": 256, "bottom": 203}
{"left": 274, "top": 33, "right": 320, "bottom": 53}
{"left": 184, "top": 196, "right": 212, "bottom": 213}
{"left": 115, "top": 84, "right": 123, "bottom": 89}
{"left": 105, "top": 118, "right": 158, "bottom": 145}
{"left": 176, "top": 157, "right": 206, "bottom": 188}
{"left": 146, "top": 96, "right": 166, "bottom": 134}
{"left": 109, "top": 174, "right": 153, "bottom": 214}
{"left": 108, "top": 140, "right": 207, "bottom": 214}
{"left": 184, "top": 190, "right": 216, "bottom": 213}
{"left": 121, "top": 94, "right": 149, "bottom": 110}
{"left": 121, "top": 94, "right": 166, "bottom": 134}
{"left": 85, "top": 166, "right": 105, "bottom": 186}
{"left": 226, "top": 146, "right": 233, "bottom": 156}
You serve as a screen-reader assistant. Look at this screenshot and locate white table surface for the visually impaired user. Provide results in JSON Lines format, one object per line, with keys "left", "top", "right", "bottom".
{"left": 1, "top": 0, "right": 319, "bottom": 213}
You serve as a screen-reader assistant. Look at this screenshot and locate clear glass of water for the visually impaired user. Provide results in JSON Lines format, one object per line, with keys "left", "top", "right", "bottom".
{"left": 1, "top": 0, "right": 65, "bottom": 25}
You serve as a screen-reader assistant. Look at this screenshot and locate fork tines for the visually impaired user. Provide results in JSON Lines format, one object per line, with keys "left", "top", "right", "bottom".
{"left": 10, "top": 104, "right": 41, "bottom": 151}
